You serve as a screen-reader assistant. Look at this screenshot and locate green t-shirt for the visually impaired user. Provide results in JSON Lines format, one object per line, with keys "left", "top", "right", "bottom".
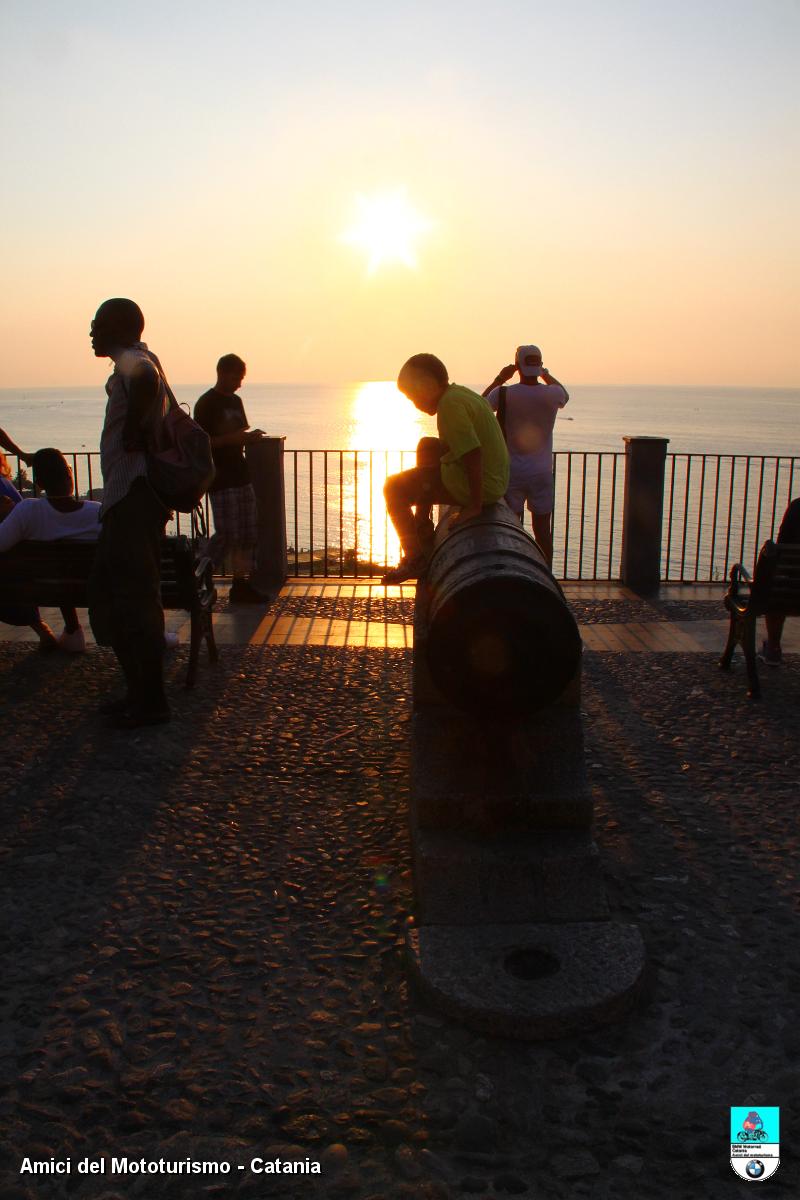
{"left": 437, "top": 383, "right": 510, "bottom": 505}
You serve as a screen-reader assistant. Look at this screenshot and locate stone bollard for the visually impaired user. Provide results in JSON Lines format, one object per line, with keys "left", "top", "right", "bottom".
{"left": 405, "top": 503, "right": 645, "bottom": 1039}
{"left": 620, "top": 435, "right": 669, "bottom": 594}
{"left": 246, "top": 436, "right": 288, "bottom": 598}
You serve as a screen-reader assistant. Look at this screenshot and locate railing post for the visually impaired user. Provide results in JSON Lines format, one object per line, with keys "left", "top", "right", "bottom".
{"left": 246, "top": 436, "right": 288, "bottom": 597}
{"left": 620, "top": 436, "right": 669, "bottom": 592}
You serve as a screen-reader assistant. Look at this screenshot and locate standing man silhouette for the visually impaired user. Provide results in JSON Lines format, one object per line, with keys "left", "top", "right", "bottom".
{"left": 483, "top": 345, "right": 569, "bottom": 565}
{"left": 195, "top": 355, "right": 265, "bottom": 603}
{"left": 88, "top": 298, "right": 171, "bottom": 727}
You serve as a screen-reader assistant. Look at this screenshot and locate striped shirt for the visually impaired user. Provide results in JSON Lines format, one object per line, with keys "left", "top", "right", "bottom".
{"left": 99, "top": 343, "right": 169, "bottom": 515}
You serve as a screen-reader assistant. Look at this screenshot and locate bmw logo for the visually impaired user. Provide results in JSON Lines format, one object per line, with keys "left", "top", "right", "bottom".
{"left": 746, "top": 1160, "right": 765, "bottom": 1179}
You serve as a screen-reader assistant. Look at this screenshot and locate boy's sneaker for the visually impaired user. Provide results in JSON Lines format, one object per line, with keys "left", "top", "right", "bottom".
{"left": 759, "top": 640, "right": 782, "bottom": 666}
{"left": 229, "top": 579, "right": 266, "bottom": 604}
{"left": 58, "top": 626, "right": 86, "bottom": 654}
{"left": 381, "top": 553, "right": 428, "bottom": 585}
{"left": 37, "top": 622, "right": 59, "bottom": 652}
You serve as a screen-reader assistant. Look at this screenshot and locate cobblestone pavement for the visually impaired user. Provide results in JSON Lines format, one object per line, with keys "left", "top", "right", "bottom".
{"left": 0, "top": 632, "right": 798, "bottom": 1199}
{"left": 267, "top": 595, "right": 727, "bottom": 626}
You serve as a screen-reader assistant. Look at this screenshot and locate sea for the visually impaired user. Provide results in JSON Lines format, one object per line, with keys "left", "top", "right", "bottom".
{"left": 1, "top": 383, "right": 797, "bottom": 579}
{"left": 0, "top": 382, "right": 797, "bottom": 457}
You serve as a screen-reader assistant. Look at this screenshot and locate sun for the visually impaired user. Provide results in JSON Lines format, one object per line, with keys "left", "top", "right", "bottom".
{"left": 341, "top": 189, "right": 433, "bottom": 274}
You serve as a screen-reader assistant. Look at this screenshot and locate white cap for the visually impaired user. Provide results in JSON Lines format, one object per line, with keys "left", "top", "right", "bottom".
{"left": 515, "top": 345, "right": 543, "bottom": 376}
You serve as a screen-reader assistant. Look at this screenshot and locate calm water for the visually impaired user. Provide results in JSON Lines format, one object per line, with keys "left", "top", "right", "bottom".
{"left": 1, "top": 383, "right": 797, "bottom": 577}
{"left": 1, "top": 381, "right": 798, "bottom": 456}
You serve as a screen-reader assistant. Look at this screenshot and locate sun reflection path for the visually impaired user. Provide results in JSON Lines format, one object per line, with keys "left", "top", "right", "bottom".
{"left": 344, "top": 381, "right": 434, "bottom": 569}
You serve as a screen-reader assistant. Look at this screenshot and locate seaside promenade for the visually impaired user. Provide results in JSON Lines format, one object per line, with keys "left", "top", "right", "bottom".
{"left": 1, "top": 581, "right": 798, "bottom": 1198}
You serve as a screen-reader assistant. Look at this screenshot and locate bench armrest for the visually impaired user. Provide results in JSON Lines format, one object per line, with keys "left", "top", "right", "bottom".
{"left": 194, "top": 554, "right": 216, "bottom": 608}
{"left": 725, "top": 562, "right": 752, "bottom": 611}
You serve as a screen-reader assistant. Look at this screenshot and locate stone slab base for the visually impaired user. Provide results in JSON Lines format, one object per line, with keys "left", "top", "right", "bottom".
{"left": 411, "top": 708, "right": 592, "bottom": 833}
{"left": 406, "top": 921, "right": 646, "bottom": 1040}
{"left": 413, "top": 827, "right": 609, "bottom": 925}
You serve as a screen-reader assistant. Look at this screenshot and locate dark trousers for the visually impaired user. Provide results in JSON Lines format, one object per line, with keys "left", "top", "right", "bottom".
{"left": 383, "top": 438, "right": 455, "bottom": 558}
{"left": 88, "top": 477, "right": 169, "bottom": 705}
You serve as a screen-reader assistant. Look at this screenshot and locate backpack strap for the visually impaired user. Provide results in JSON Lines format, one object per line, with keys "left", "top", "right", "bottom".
{"left": 497, "top": 385, "right": 508, "bottom": 441}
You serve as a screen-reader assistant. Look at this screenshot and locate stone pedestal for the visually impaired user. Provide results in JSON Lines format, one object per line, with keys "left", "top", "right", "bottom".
{"left": 620, "top": 435, "right": 669, "bottom": 594}
{"left": 406, "top": 922, "right": 645, "bottom": 1040}
{"left": 246, "top": 437, "right": 287, "bottom": 598}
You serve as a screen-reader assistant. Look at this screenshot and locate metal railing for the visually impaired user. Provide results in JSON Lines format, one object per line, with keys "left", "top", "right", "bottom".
{"left": 663, "top": 453, "right": 799, "bottom": 582}
{"left": 283, "top": 449, "right": 626, "bottom": 580}
{"left": 7, "top": 451, "right": 205, "bottom": 540}
{"left": 11, "top": 448, "right": 798, "bottom": 584}
{"left": 283, "top": 449, "right": 799, "bottom": 582}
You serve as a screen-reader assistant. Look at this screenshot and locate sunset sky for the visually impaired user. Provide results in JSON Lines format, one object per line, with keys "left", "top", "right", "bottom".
{"left": 1, "top": 0, "right": 798, "bottom": 387}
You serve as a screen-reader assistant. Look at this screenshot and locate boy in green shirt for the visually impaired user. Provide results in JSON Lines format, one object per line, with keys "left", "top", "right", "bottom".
{"left": 382, "top": 353, "right": 509, "bottom": 583}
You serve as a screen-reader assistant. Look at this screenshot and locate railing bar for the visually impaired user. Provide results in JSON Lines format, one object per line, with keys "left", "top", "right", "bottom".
{"left": 665, "top": 454, "right": 677, "bottom": 581}
{"left": 753, "top": 457, "right": 766, "bottom": 563}
{"left": 384, "top": 450, "right": 389, "bottom": 569}
{"left": 578, "top": 453, "right": 587, "bottom": 579}
{"left": 323, "top": 452, "right": 329, "bottom": 577}
{"left": 369, "top": 451, "right": 373, "bottom": 574}
{"left": 563, "top": 454, "right": 572, "bottom": 580}
{"left": 551, "top": 453, "right": 558, "bottom": 575}
{"left": 723, "top": 456, "right": 736, "bottom": 579}
{"left": 769, "top": 456, "right": 781, "bottom": 536}
{"left": 608, "top": 453, "right": 618, "bottom": 580}
{"left": 709, "top": 455, "right": 721, "bottom": 582}
{"left": 593, "top": 453, "right": 602, "bottom": 579}
{"left": 739, "top": 456, "right": 752, "bottom": 571}
{"left": 309, "top": 450, "right": 314, "bottom": 578}
{"left": 680, "top": 455, "right": 692, "bottom": 581}
{"left": 339, "top": 451, "right": 344, "bottom": 578}
{"left": 87, "top": 454, "right": 94, "bottom": 500}
{"left": 354, "top": 451, "right": 359, "bottom": 580}
{"left": 693, "top": 455, "right": 706, "bottom": 581}
{"left": 293, "top": 451, "right": 299, "bottom": 576}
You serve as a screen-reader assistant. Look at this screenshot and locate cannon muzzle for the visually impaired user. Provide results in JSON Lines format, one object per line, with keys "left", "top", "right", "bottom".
{"left": 422, "top": 504, "right": 581, "bottom": 715}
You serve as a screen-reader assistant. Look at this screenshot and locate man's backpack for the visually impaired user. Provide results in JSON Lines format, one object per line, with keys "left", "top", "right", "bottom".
{"left": 146, "top": 361, "right": 216, "bottom": 512}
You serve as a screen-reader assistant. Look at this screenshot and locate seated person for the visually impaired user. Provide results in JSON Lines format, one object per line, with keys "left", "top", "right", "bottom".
{"left": 0, "top": 448, "right": 101, "bottom": 652}
{"left": 1, "top": 448, "right": 61, "bottom": 649}
{"left": 382, "top": 353, "right": 510, "bottom": 583}
{"left": 760, "top": 496, "right": 800, "bottom": 665}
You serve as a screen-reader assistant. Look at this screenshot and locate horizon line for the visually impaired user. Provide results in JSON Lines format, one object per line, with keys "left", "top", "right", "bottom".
{"left": 1, "top": 380, "right": 799, "bottom": 392}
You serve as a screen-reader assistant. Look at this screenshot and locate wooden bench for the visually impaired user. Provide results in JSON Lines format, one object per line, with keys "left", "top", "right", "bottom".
{"left": 719, "top": 539, "right": 800, "bottom": 698}
{"left": 0, "top": 535, "right": 218, "bottom": 687}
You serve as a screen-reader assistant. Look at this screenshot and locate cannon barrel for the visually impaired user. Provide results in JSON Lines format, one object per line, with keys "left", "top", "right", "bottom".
{"left": 422, "top": 503, "right": 581, "bottom": 714}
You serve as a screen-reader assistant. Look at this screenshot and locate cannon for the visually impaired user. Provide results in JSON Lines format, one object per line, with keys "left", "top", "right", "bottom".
{"left": 406, "top": 502, "right": 645, "bottom": 1039}
{"left": 422, "top": 503, "right": 582, "bottom": 714}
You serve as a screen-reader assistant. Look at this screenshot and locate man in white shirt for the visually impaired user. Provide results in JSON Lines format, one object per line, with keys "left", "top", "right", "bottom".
{"left": 483, "top": 345, "right": 569, "bottom": 566}
{"left": 0, "top": 448, "right": 101, "bottom": 651}
{"left": 88, "top": 298, "right": 172, "bottom": 728}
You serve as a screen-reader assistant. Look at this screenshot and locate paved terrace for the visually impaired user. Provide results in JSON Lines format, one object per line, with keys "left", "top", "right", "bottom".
{"left": 6, "top": 579, "right": 800, "bottom": 655}
{"left": 1, "top": 581, "right": 798, "bottom": 1199}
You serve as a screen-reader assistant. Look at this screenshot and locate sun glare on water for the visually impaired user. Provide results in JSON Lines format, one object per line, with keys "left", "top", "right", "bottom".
{"left": 341, "top": 189, "right": 433, "bottom": 274}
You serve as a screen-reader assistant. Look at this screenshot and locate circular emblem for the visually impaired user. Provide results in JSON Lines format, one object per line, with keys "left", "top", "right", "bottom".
{"left": 746, "top": 1160, "right": 765, "bottom": 1179}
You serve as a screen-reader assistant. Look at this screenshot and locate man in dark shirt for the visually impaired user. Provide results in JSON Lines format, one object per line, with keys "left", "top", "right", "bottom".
{"left": 194, "top": 355, "right": 265, "bottom": 603}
